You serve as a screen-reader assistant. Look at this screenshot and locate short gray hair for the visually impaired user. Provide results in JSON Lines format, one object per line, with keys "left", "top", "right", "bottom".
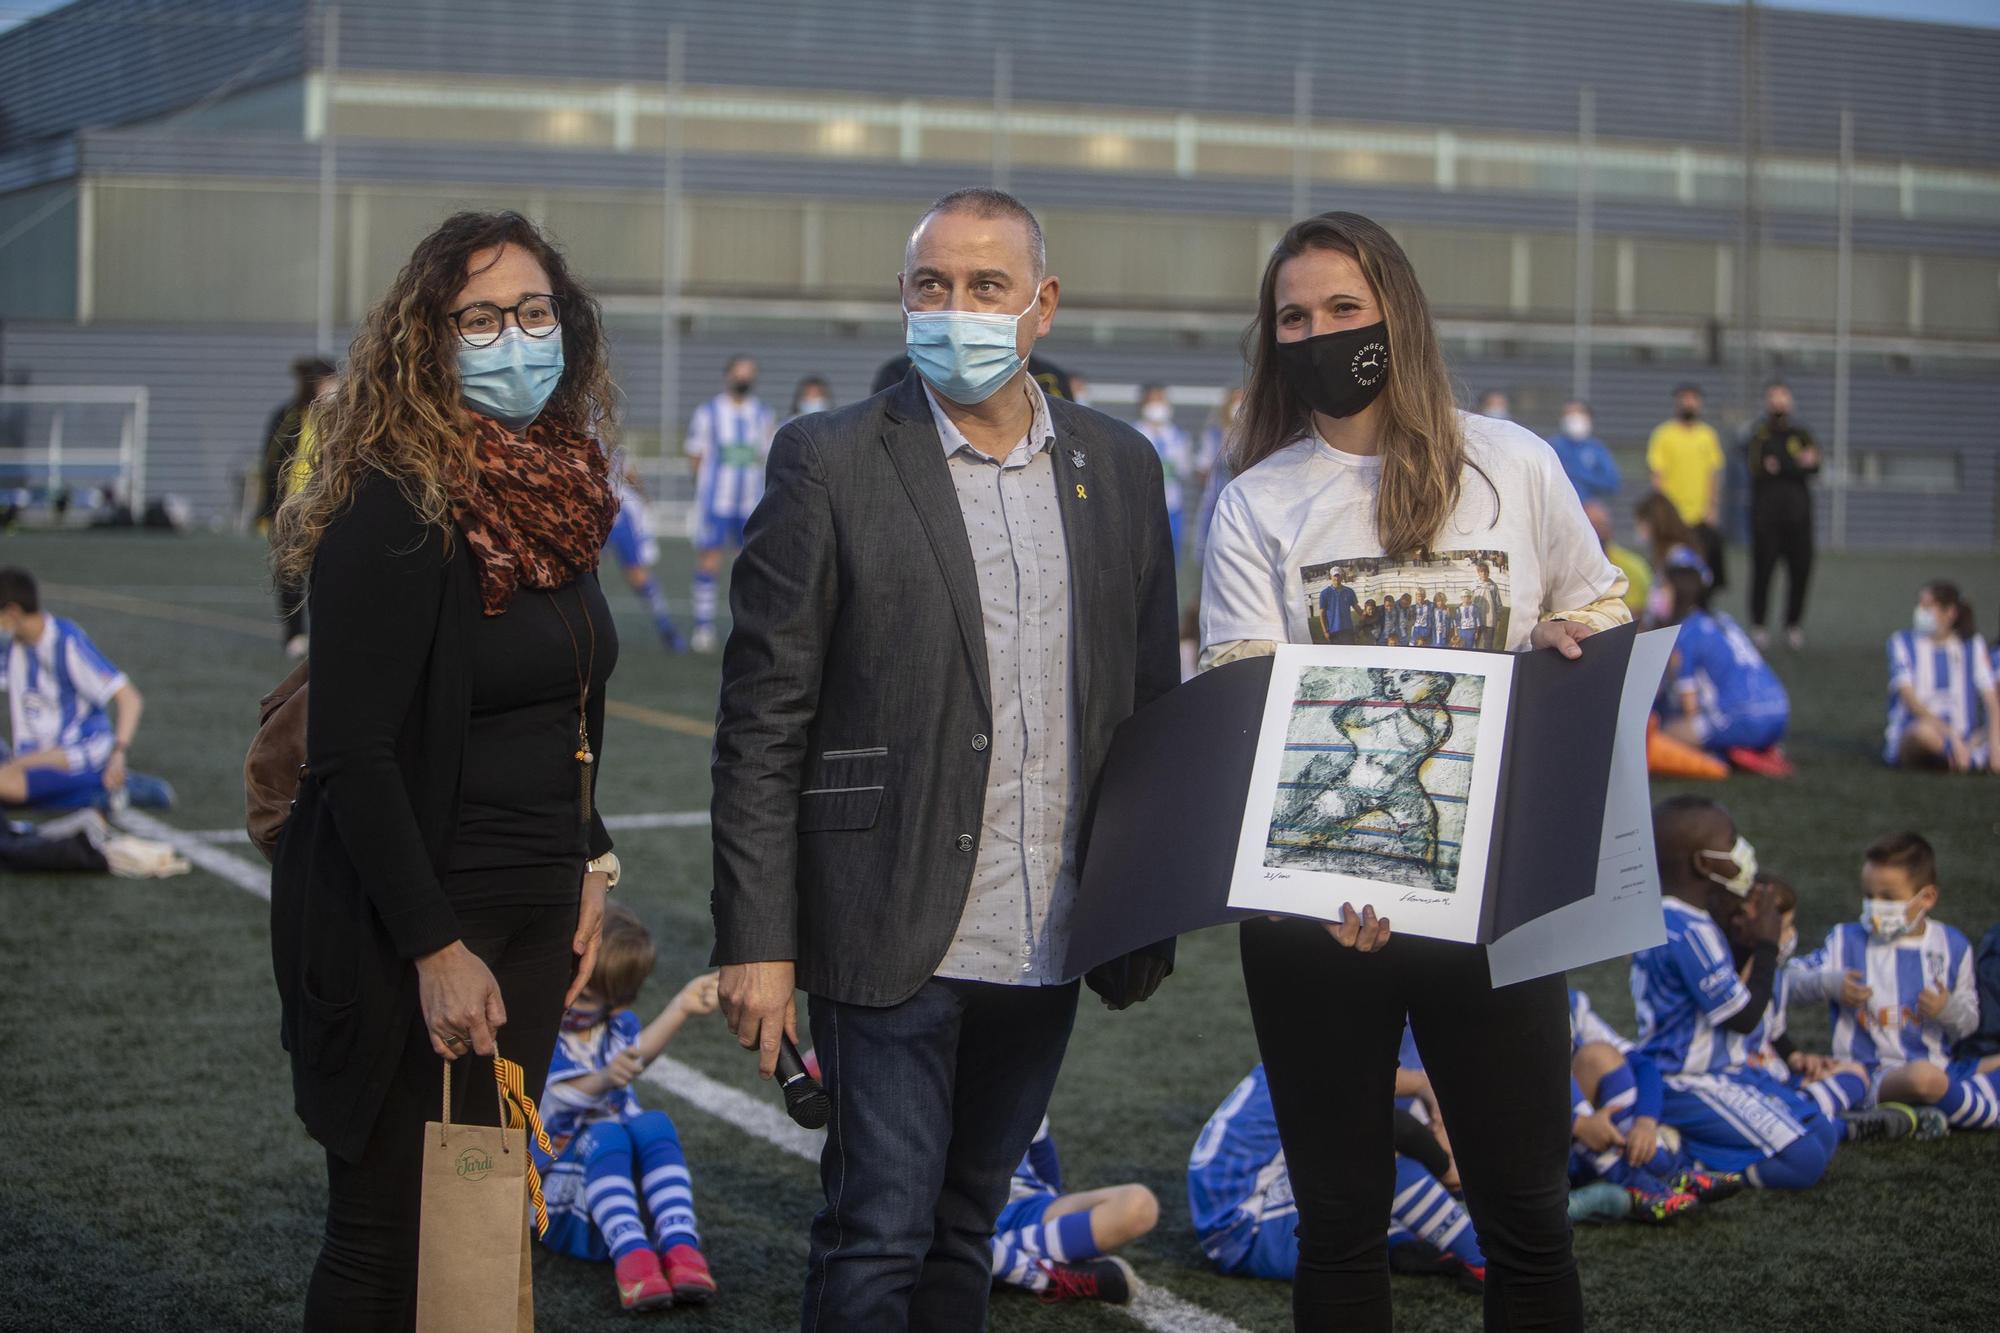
{"left": 905, "top": 187, "right": 1046, "bottom": 278}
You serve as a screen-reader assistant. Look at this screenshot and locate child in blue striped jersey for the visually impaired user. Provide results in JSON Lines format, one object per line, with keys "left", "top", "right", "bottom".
{"left": 1791, "top": 832, "right": 2000, "bottom": 1136}
{"left": 536, "top": 904, "right": 721, "bottom": 1311}
{"left": 987, "top": 1118, "right": 1157, "bottom": 1306}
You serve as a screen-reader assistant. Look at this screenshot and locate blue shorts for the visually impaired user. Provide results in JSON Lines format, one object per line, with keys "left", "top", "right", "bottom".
{"left": 1660, "top": 1069, "right": 1815, "bottom": 1173}
{"left": 695, "top": 511, "right": 748, "bottom": 553}
{"left": 994, "top": 1190, "right": 1057, "bottom": 1236}
{"left": 1233, "top": 1213, "right": 1301, "bottom": 1281}
{"left": 16, "top": 764, "right": 107, "bottom": 809}
{"left": 604, "top": 506, "right": 658, "bottom": 569}
{"left": 1693, "top": 708, "right": 1787, "bottom": 752}
{"left": 537, "top": 1124, "right": 619, "bottom": 1262}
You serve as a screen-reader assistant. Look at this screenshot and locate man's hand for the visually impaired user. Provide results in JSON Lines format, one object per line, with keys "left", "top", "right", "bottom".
{"left": 1530, "top": 619, "right": 1594, "bottom": 661}
{"left": 1763, "top": 453, "right": 1781, "bottom": 475}
{"left": 1838, "top": 969, "right": 1873, "bottom": 1010}
{"left": 1573, "top": 1108, "right": 1625, "bottom": 1155}
{"left": 603, "top": 1047, "right": 646, "bottom": 1089}
{"left": 564, "top": 872, "right": 609, "bottom": 1009}
{"left": 1916, "top": 979, "right": 1950, "bottom": 1022}
{"left": 719, "top": 960, "right": 797, "bottom": 1079}
{"left": 1624, "top": 1115, "right": 1661, "bottom": 1167}
{"left": 673, "top": 971, "right": 722, "bottom": 1018}
{"left": 101, "top": 749, "right": 128, "bottom": 794}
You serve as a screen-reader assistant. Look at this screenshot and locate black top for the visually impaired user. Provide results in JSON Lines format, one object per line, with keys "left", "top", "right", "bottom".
{"left": 447, "top": 573, "right": 619, "bottom": 906}
{"left": 1745, "top": 413, "right": 1820, "bottom": 519}
{"left": 270, "top": 473, "right": 616, "bottom": 1163}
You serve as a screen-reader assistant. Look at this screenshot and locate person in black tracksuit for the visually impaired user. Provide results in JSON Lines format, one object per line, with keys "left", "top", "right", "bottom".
{"left": 1744, "top": 381, "right": 1821, "bottom": 647}
{"left": 261, "top": 357, "right": 335, "bottom": 650}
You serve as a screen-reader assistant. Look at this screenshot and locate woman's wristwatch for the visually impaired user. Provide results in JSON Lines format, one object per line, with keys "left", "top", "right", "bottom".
{"left": 585, "top": 852, "right": 621, "bottom": 890}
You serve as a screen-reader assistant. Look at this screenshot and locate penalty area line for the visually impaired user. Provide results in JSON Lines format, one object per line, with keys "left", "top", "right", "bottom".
{"left": 135, "top": 810, "right": 1246, "bottom": 1333}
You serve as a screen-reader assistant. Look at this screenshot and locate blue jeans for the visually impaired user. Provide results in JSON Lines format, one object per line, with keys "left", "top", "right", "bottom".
{"left": 801, "top": 977, "right": 1080, "bottom": 1333}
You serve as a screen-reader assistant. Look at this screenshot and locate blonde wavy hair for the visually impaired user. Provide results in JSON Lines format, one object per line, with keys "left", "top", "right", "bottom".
{"left": 273, "top": 210, "right": 616, "bottom": 583}
{"left": 1232, "top": 212, "right": 1488, "bottom": 557}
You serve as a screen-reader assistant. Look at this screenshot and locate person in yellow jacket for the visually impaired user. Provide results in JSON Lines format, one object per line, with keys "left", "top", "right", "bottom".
{"left": 1646, "top": 383, "right": 1727, "bottom": 590}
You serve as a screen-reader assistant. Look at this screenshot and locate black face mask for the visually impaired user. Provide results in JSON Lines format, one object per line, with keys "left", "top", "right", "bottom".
{"left": 1274, "top": 321, "right": 1391, "bottom": 420}
{"left": 1677, "top": 406, "right": 1699, "bottom": 422}
{"left": 729, "top": 378, "right": 755, "bottom": 396}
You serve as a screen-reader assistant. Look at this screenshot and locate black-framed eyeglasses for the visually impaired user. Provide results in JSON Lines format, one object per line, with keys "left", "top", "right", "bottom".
{"left": 447, "top": 294, "right": 561, "bottom": 348}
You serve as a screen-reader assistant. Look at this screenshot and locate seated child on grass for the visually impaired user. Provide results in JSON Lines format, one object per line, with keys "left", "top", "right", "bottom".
{"left": 1189, "top": 1064, "right": 1487, "bottom": 1294}
{"left": 1565, "top": 988, "right": 1740, "bottom": 1222}
{"left": 536, "top": 903, "right": 721, "bottom": 1312}
{"left": 1630, "top": 797, "right": 1842, "bottom": 1191}
{"left": 1790, "top": 832, "right": 2000, "bottom": 1138}
{"left": 988, "top": 1117, "right": 1158, "bottom": 1307}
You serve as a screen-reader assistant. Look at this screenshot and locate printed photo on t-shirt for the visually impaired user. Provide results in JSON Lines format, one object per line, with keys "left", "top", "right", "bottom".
{"left": 1263, "top": 665, "right": 1487, "bottom": 893}
{"left": 1299, "top": 551, "right": 1512, "bottom": 652}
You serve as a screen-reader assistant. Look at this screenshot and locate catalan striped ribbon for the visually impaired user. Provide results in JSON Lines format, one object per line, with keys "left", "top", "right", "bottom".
{"left": 494, "top": 1055, "right": 557, "bottom": 1237}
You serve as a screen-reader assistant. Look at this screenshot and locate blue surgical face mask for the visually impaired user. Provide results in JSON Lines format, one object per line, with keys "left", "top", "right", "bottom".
{"left": 903, "top": 291, "right": 1039, "bottom": 406}
{"left": 458, "top": 325, "right": 565, "bottom": 430}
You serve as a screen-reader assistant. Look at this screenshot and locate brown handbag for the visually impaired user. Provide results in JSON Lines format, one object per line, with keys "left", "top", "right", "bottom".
{"left": 245, "top": 660, "right": 309, "bottom": 863}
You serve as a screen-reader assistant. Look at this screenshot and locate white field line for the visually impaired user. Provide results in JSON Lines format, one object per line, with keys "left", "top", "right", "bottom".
{"left": 140, "top": 812, "right": 1247, "bottom": 1333}
{"left": 182, "top": 809, "right": 714, "bottom": 845}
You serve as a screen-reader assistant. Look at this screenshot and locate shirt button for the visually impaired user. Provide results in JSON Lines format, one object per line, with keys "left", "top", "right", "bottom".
{"left": 972, "top": 733, "right": 990, "bottom": 752}
{"left": 956, "top": 834, "right": 975, "bottom": 853}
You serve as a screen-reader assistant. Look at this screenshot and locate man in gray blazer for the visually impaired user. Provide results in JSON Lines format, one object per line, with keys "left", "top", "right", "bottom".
{"left": 711, "top": 187, "right": 1180, "bottom": 1328}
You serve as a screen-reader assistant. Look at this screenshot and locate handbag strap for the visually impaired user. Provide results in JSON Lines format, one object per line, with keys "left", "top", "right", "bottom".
{"left": 435, "top": 1048, "right": 556, "bottom": 1238}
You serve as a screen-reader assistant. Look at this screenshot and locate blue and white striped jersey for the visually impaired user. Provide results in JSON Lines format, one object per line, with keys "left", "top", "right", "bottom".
{"left": 1188, "top": 1066, "right": 1291, "bottom": 1272}
{"left": 1631, "top": 898, "right": 1760, "bottom": 1076}
{"left": 1799, "top": 920, "right": 1979, "bottom": 1070}
{"left": 1132, "top": 419, "right": 1193, "bottom": 514}
{"left": 538, "top": 1008, "right": 644, "bottom": 1157}
{"left": 1568, "top": 988, "right": 1633, "bottom": 1055}
{"left": 1006, "top": 1116, "right": 1064, "bottom": 1202}
{"left": 1885, "top": 629, "right": 1993, "bottom": 762}
{"left": 2, "top": 615, "right": 127, "bottom": 771}
{"left": 1674, "top": 610, "right": 1788, "bottom": 728}
{"left": 686, "top": 392, "right": 776, "bottom": 520}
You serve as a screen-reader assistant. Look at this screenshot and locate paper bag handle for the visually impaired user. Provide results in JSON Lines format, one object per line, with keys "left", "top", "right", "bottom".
{"left": 438, "top": 1049, "right": 512, "bottom": 1153}
{"left": 436, "top": 1048, "right": 559, "bottom": 1238}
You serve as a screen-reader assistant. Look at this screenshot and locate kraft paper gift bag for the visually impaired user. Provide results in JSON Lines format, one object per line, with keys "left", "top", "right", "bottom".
{"left": 416, "top": 1052, "right": 555, "bottom": 1333}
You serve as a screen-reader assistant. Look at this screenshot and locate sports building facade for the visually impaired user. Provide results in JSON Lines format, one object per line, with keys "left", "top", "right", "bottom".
{"left": 1, "top": 0, "right": 1995, "bottom": 545}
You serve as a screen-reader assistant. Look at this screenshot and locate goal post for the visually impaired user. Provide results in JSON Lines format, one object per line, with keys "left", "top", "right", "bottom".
{"left": 0, "top": 385, "right": 149, "bottom": 518}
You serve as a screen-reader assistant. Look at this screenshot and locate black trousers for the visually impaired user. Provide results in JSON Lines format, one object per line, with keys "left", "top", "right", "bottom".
{"left": 801, "top": 977, "right": 1080, "bottom": 1332}
{"left": 302, "top": 899, "right": 579, "bottom": 1333}
{"left": 1239, "top": 919, "right": 1580, "bottom": 1333}
{"left": 1749, "top": 507, "right": 1814, "bottom": 630}
{"left": 1691, "top": 521, "right": 1728, "bottom": 593}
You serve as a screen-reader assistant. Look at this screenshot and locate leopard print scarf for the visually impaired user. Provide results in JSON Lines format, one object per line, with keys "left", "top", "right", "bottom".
{"left": 450, "top": 414, "right": 618, "bottom": 616}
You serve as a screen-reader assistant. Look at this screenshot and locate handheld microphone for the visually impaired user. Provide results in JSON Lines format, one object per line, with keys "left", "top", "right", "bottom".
{"left": 774, "top": 1033, "right": 832, "bottom": 1130}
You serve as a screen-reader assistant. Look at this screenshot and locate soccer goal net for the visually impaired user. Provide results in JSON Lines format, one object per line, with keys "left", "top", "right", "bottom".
{"left": 0, "top": 386, "right": 149, "bottom": 523}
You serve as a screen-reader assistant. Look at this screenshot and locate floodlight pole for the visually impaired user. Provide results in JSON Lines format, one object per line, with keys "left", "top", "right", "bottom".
{"left": 315, "top": 5, "right": 340, "bottom": 358}
{"left": 1291, "top": 66, "right": 1312, "bottom": 220}
{"left": 660, "top": 24, "right": 684, "bottom": 499}
{"left": 992, "top": 49, "right": 1012, "bottom": 191}
{"left": 1831, "top": 107, "right": 1853, "bottom": 551}
{"left": 1572, "top": 85, "right": 1595, "bottom": 403}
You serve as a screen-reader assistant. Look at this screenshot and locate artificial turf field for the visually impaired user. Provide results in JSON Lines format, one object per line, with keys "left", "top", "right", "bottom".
{"left": 1, "top": 529, "right": 1995, "bottom": 1333}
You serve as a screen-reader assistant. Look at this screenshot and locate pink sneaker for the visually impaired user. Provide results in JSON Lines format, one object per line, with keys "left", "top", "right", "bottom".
{"left": 661, "top": 1243, "right": 717, "bottom": 1304}
{"left": 614, "top": 1248, "right": 674, "bottom": 1311}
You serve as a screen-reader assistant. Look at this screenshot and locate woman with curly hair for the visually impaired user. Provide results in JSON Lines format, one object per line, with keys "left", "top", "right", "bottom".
{"left": 271, "top": 210, "right": 622, "bottom": 1330}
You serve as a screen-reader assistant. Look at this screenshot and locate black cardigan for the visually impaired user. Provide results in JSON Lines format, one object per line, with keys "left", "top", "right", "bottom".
{"left": 269, "top": 474, "right": 612, "bottom": 1162}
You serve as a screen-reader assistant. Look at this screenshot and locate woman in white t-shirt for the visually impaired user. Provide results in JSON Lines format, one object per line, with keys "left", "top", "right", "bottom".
{"left": 1200, "top": 212, "right": 1628, "bottom": 1332}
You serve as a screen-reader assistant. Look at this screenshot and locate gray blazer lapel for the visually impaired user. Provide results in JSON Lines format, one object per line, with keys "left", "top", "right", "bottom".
{"left": 1052, "top": 414, "right": 1101, "bottom": 713}
{"left": 881, "top": 387, "right": 993, "bottom": 710}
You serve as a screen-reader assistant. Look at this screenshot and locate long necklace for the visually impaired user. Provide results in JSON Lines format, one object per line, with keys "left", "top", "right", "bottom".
{"left": 550, "top": 584, "right": 598, "bottom": 826}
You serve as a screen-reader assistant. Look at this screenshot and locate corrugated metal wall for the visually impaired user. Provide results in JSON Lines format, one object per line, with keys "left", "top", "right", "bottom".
{"left": 4, "top": 320, "right": 1990, "bottom": 550}
{"left": 312, "top": 0, "right": 2000, "bottom": 168}
{"left": 0, "top": 0, "right": 304, "bottom": 150}
{"left": 7, "top": 1, "right": 1997, "bottom": 168}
